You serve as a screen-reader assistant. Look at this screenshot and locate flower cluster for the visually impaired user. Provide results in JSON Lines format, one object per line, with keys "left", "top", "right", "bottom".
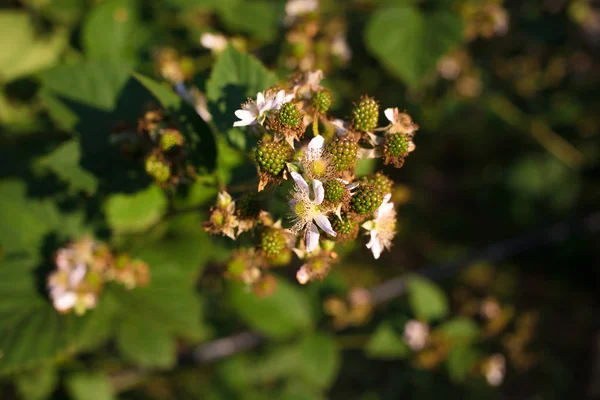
{"left": 110, "top": 108, "right": 196, "bottom": 187}
{"left": 47, "top": 237, "right": 149, "bottom": 315}
{"left": 205, "top": 70, "right": 418, "bottom": 286}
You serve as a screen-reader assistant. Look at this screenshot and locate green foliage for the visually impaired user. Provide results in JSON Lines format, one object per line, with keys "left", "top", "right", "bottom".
{"left": 105, "top": 185, "right": 168, "bottom": 233}
{"left": 66, "top": 372, "right": 115, "bottom": 400}
{"left": 366, "top": 322, "right": 411, "bottom": 359}
{"left": 228, "top": 279, "right": 312, "bottom": 339}
{"left": 407, "top": 276, "right": 450, "bottom": 322}
{"left": 365, "top": 6, "right": 463, "bottom": 86}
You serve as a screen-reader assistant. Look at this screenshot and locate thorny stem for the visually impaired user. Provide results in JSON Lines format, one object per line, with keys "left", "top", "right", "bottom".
{"left": 110, "top": 212, "right": 600, "bottom": 391}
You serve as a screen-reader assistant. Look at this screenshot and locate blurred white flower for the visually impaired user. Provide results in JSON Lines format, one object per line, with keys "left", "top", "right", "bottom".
{"left": 403, "top": 320, "right": 429, "bottom": 351}
{"left": 285, "top": 0, "right": 318, "bottom": 19}
{"left": 289, "top": 171, "right": 336, "bottom": 252}
{"left": 200, "top": 32, "right": 228, "bottom": 53}
{"left": 485, "top": 354, "right": 506, "bottom": 386}
{"left": 362, "top": 193, "right": 397, "bottom": 259}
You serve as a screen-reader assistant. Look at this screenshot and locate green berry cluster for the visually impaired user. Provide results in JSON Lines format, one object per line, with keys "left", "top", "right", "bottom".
{"left": 261, "top": 229, "right": 287, "bottom": 257}
{"left": 311, "top": 90, "right": 332, "bottom": 114}
{"left": 352, "top": 95, "right": 379, "bottom": 132}
{"left": 351, "top": 184, "right": 383, "bottom": 215}
{"left": 324, "top": 179, "right": 345, "bottom": 203}
{"left": 385, "top": 133, "right": 410, "bottom": 157}
{"left": 236, "top": 193, "right": 261, "bottom": 219}
{"left": 327, "top": 135, "right": 358, "bottom": 171}
{"left": 255, "top": 141, "right": 291, "bottom": 176}
{"left": 160, "top": 130, "right": 182, "bottom": 152}
{"left": 332, "top": 215, "right": 357, "bottom": 237}
{"left": 277, "top": 102, "right": 302, "bottom": 128}
{"left": 145, "top": 154, "right": 170, "bottom": 183}
{"left": 360, "top": 172, "right": 393, "bottom": 196}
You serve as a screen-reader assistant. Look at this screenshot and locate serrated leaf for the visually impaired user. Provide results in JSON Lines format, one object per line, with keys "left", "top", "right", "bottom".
{"left": 365, "top": 322, "right": 410, "bottom": 359}
{"left": 407, "top": 276, "right": 449, "bottom": 322}
{"left": 0, "top": 11, "right": 68, "bottom": 83}
{"left": 206, "top": 46, "right": 276, "bottom": 149}
{"left": 36, "top": 140, "right": 98, "bottom": 195}
{"left": 105, "top": 185, "right": 168, "bottom": 233}
{"left": 66, "top": 372, "right": 115, "bottom": 400}
{"left": 81, "top": 0, "right": 148, "bottom": 62}
{"left": 296, "top": 334, "right": 340, "bottom": 389}
{"left": 228, "top": 279, "right": 312, "bottom": 339}
{"left": 365, "top": 6, "right": 463, "bottom": 86}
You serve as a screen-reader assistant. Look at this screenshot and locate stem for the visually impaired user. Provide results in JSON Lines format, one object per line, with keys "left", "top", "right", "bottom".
{"left": 312, "top": 113, "right": 319, "bottom": 137}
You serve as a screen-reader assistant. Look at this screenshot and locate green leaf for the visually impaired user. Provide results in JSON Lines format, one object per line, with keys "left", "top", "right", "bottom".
{"left": 39, "top": 60, "right": 131, "bottom": 112}
{"left": 0, "top": 11, "right": 68, "bottom": 83}
{"left": 66, "top": 372, "right": 115, "bottom": 400}
{"left": 117, "top": 316, "right": 176, "bottom": 368}
{"left": 228, "top": 279, "right": 312, "bottom": 339}
{"left": 81, "top": 0, "right": 148, "bottom": 62}
{"left": 36, "top": 140, "right": 98, "bottom": 195}
{"left": 206, "top": 46, "right": 276, "bottom": 149}
{"left": 365, "top": 322, "right": 410, "bottom": 359}
{"left": 438, "top": 317, "right": 480, "bottom": 344}
{"left": 218, "top": 1, "right": 280, "bottom": 42}
{"left": 296, "top": 334, "right": 340, "bottom": 389}
{"left": 445, "top": 345, "right": 479, "bottom": 383}
{"left": 407, "top": 276, "right": 449, "bottom": 321}
{"left": 15, "top": 366, "right": 58, "bottom": 400}
{"left": 105, "top": 185, "right": 168, "bottom": 233}
{"left": 133, "top": 73, "right": 182, "bottom": 109}
{"left": 365, "top": 6, "right": 463, "bottom": 86}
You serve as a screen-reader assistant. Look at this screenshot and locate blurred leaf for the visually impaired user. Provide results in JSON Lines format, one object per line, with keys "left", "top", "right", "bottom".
{"left": 366, "top": 322, "right": 410, "bottom": 359}
{"left": 206, "top": 46, "right": 276, "bottom": 149}
{"left": 104, "top": 185, "right": 168, "bottom": 233}
{"left": 82, "top": 0, "right": 148, "bottom": 62}
{"left": 36, "top": 140, "right": 98, "bottom": 195}
{"left": 15, "top": 366, "right": 58, "bottom": 400}
{"left": 445, "top": 344, "right": 479, "bottom": 383}
{"left": 296, "top": 334, "right": 340, "bottom": 389}
{"left": 365, "top": 6, "right": 463, "bottom": 86}
{"left": 228, "top": 279, "right": 312, "bottom": 339}
{"left": 218, "top": 1, "right": 280, "bottom": 42}
{"left": 39, "top": 61, "right": 131, "bottom": 113}
{"left": 117, "top": 316, "right": 176, "bottom": 368}
{"left": 66, "top": 372, "right": 115, "bottom": 400}
{"left": 437, "top": 317, "right": 480, "bottom": 343}
{"left": 133, "top": 73, "right": 182, "bottom": 109}
{"left": 407, "top": 276, "right": 449, "bottom": 322}
{"left": 0, "top": 11, "right": 68, "bottom": 83}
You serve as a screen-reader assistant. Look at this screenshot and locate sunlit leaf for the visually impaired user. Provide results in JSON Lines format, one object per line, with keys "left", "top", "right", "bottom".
{"left": 407, "top": 276, "right": 449, "bottom": 321}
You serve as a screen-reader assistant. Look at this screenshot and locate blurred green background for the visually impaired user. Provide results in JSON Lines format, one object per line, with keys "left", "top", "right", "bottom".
{"left": 1, "top": 0, "right": 599, "bottom": 399}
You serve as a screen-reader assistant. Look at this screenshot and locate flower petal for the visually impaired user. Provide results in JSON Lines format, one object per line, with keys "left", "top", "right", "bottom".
{"left": 54, "top": 291, "right": 77, "bottom": 311}
{"left": 366, "top": 232, "right": 382, "bottom": 259}
{"left": 308, "top": 135, "right": 325, "bottom": 150}
{"left": 235, "top": 109, "right": 255, "bottom": 120}
{"left": 256, "top": 92, "right": 265, "bottom": 107}
{"left": 314, "top": 214, "right": 336, "bottom": 237}
{"left": 305, "top": 223, "right": 320, "bottom": 252}
{"left": 233, "top": 119, "right": 254, "bottom": 127}
{"left": 384, "top": 108, "right": 395, "bottom": 123}
{"left": 312, "top": 179, "right": 324, "bottom": 205}
{"left": 291, "top": 171, "right": 309, "bottom": 193}
{"left": 69, "top": 263, "right": 87, "bottom": 287}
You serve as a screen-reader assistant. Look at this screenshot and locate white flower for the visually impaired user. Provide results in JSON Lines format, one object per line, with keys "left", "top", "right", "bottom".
{"left": 296, "top": 266, "right": 310, "bottom": 284}
{"left": 289, "top": 171, "right": 336, "bottom": 252}
{"left": 233, "top": 90, "right": 292, "bottom": 127}
{"left": 331, "top": 34, "right": 352, "bottom": 62}
{"left": 403, "top": 320, "right": 429, "bottom": 351}
{"left": 484, "top": 354, "right": 506, "bottom": 386}
{"left": 300, "top": 135, "right": 334, "bottom": 181}
{"left": 362, "top": 193, "right": 397, "bottom": 259}
{"left": 200, "top": 32, "right": 228, "bottom": 53}
{"left": 48, "top": 262, "right": 96, "bottom": 314}
{"left": 285, "top": 0, "right": 318, "bottom": 17}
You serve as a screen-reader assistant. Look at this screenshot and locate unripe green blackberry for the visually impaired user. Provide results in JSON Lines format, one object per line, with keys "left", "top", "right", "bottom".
{"left": 327, "top": 135, "right": 358, "bottom": 171}
{"left": 277, "top": 102, "right": 302, "bottom": 129}
{"left": 261, "top": 229, "right": 287, "bottom": 258}
{"left": 352, "top": 95, "right": 379, "bottom": 132}
{"left": 324, "top": 179, "right": 345, "bottom": 203}
{"left": 236, "top": 193, "right": 260, "bottom": 219}
{"left": 255, "top": 141, "right": 291, "bottom": 176}
{"left": 160, "top": 129, "right": 183, "bottom": 152}
{"left": 145, "top": 154, "right": 170, "bottom": 183}
{"left": 360, "top": 172, "right": 393, "bottom": 196}
{"left": 351, "top": 184, "right": 383, "bottom": 215}
{"left": 311, "top": 90, "right": 332, "bottom": 114}
{"left": 269, "top": 249, "right": 292, "bottom": 266}
{"left": 331, "top": 215, "right": 358, "bottom": 240}
{"left": 385, "top": 133, "right": 410, "bottom": 157}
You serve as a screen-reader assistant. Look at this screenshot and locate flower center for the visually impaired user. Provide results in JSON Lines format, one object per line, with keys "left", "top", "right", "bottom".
{"left": 294, "top": 200, "right": 319, "bottom": 219}
{"left": 311, "top": 159, "right": 327, "bottom": 177}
